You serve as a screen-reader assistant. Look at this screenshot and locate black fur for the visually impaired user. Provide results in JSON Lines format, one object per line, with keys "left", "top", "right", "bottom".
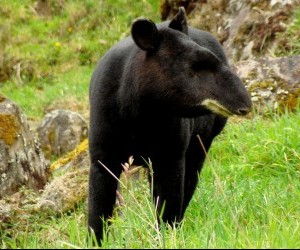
{"left": 88, "top": 7, "right": 252, "bottom": 245}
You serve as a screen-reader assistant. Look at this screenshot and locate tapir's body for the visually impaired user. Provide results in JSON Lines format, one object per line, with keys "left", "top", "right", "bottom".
{"left": 88, "top": 8, "right": 252, "bottom": 245}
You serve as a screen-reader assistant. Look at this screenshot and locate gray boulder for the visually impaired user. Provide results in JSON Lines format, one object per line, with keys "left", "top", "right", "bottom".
{"left": 0, "top": 96, "right": 49, "bottom": 199}
{"left": 234, "top": 55, "right": 300, "bottom": 114}
{"left": 37, "top": 109, "right": 88, "bottom": 158}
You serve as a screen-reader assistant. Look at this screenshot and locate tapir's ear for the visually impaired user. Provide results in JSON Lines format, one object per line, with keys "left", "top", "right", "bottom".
{"left": 169, "top": 6, "right": 188, "bottom": 34}
{"left": 131, "top": 19, "right": 159, "bottom": 51}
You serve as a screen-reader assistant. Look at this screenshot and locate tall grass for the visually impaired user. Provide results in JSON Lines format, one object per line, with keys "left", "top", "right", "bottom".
{"left": 3, "top": 109, "right": 299, "bottom": 249}
{"left": 98, "top": 110, "right": 300, "bottom": 249}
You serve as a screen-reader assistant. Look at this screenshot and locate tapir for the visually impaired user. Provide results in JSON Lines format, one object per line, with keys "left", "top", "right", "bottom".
{"left": 88, "top": 7, "right": 252, "bottom": 245}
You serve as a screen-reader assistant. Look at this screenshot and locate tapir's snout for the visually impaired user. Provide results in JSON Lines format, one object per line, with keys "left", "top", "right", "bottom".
{"left": 222, "top": 68, "right": 253, "bottom": 117}
{"left": 236, "top": 106, "right": 251, "bottom": 116}
{"left": 235, "top": 80, "right": 253, "bottom": 117}
{"left": 201, "top": 68, "right": 253, "bottom": 118}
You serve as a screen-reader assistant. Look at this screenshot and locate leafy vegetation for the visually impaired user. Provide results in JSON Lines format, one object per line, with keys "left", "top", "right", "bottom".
{"left": 1, "top": 0, "right": 300, "bottom": 249}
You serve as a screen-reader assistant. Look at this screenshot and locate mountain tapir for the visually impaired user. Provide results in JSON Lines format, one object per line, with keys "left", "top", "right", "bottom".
{"left": 88, "top": 7, "right": 252, "bottom": 245}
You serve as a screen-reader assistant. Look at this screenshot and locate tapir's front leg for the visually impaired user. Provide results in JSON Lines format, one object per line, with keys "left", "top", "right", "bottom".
{"left": 151, "top": 158, "right": 185, "bottom": 225}
{"left": 88, "top": 160, "right": 121, "bottom": 246}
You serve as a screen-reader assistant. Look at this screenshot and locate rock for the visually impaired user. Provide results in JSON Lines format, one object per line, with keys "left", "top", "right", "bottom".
{"left": 234, "top": 55, "right": 300, "bottom": 114}
{"left": 36, "top": 109, "right": 88, "bottom": 158}
{"left": 1, "top": 139, "right": 90, "bottom": 224}
{"left": 49, "top": 138, "right": 89, "bottom": 172}
{"left": 36, "top": 139, "right": 89, "bottom": 212}
{"left": 36, "top": 140, "right": 88, "bottom": 214}
{"left": 0, "top": 187, "right": 42, "bottom": 227}
{"left": 0, "top": 200, "right": 13, "bottom": 224}
{"left": 160, "top": 0, "right": 198, "bottom": 21}
{"left": 36, "top": 139, "right": 148, "bottom": 214}
{"left": 160, "top": 0, "right": 299, "bottom": 62}
{"left": 221, "top": 0, "right": 295, "bottom": 62}
{"left": 36, "top": 168, "right": 89, "bottom": 213}
{"left": 0, "top": 96, "right": 49, "bottom": 199}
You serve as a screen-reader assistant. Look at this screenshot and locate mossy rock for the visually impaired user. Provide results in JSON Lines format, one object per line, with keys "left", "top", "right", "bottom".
{"left": 234, "top": 55, "right": 300, "bottom": 115}
{"left": 0, "top": 113, "right": 20, "bottom": 146}
{"left": 0, "top": 97, "right": 49, "bottom": 199}
{"left": 160, "top": 0, "right": 299, "bottom": 61}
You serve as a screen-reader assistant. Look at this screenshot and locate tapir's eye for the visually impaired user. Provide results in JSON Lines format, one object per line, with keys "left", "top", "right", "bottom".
{"left": 192, "top": 60, "right": 216, "bottom": 72}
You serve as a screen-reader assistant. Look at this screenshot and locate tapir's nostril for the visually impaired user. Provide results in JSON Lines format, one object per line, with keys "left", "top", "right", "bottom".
{"left": 237, "top": 107, "right": 251, "bottom": 116}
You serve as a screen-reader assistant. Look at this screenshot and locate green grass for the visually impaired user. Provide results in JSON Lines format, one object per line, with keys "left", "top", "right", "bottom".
{"left": 0, "top": 66, "right": 92, "bottom": 119}
{"left": 102, "top": 111, "right": 300, "bottom": 249}
{"left": 2, "top": 110, "right": 300, "bottom": 248}
{"left": 188, "top": 111, "right": 300, "bottom": 248}
{"left": 1, "top": 0, "right": 300, "bottom": 249}
{"left": 0, "top": 0, "right": 160, "bottom": 119}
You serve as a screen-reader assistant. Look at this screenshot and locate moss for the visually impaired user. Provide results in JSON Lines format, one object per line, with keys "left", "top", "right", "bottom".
{"left": 0, "top": 114, "right": 20, "bottom": 145}
{"left": 0, "top": 95, "right": 6, "bottom": 102}
{"left": 247, "top": 80, "right": 274, "bottom": 93}
{"left": 49, "top": 138, "right": 88, "bottom": 172}
{"left": 278, "top": 88, "right": 300, "bottom": 112}
{"left": 246, "top": 78, "right": 300, "bottom": 116}
{"left": 247, "top": 68, "right": 258, "bottom": 79}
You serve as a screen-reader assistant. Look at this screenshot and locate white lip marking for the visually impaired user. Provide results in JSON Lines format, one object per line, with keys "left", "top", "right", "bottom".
{"left": 200, "top": 99, "right": 234, "bottom": 117}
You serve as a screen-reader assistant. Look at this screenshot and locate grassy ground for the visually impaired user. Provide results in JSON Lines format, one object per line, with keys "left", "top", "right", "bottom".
{"left": 1, "top": 0, "right": 300, "bottom": 249}
{"left": 1, "top": 111, "right": 300, "bottom": 248}
{"left": 0, "top": 0, "right": 160, "bottom": 120}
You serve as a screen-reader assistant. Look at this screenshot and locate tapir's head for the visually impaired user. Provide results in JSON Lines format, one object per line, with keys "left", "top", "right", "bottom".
{"left": 131, "top": 7, "right": 252, "bottom": 118}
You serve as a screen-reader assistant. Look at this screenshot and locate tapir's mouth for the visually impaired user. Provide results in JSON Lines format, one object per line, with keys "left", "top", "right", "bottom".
{"left": 199, "top": 99, "right": 234, "bottom": 117}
